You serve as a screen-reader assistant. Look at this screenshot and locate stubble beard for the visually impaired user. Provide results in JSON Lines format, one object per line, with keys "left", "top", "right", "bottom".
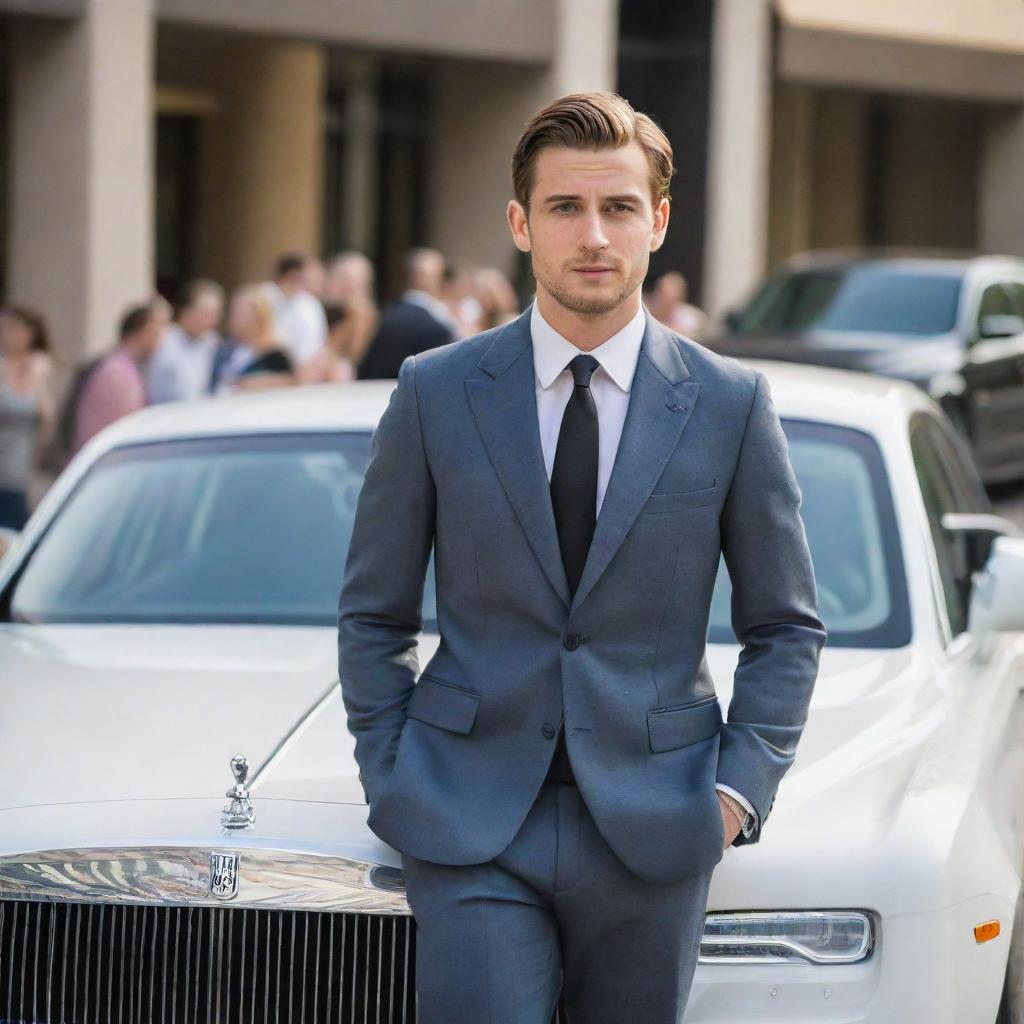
{"left": 534, "top": 254, "right": 648, "bottom": 319}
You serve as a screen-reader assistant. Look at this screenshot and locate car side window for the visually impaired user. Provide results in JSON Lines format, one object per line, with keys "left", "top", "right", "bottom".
{"left": 926, "top": 415, "right": 992, "bottom": 515}
{"left": 975, "top": 282, "right": 1013, "bottom": 340}
{"left": 977, "top": 283, "right": 1012, "bottom": 321}
{"left": 1007, "top": 282, "right": 1024, "bottom": 318}
{"left": 909, "top": 415, "right": 972, "bottom": 638}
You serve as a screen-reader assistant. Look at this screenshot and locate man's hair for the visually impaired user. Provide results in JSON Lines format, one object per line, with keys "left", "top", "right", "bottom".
{"left": 118, "top": 303, "right": 155, "bottom": 340}
{"left": 511, "top": 91, "right": 675, "bottom": 212}
{"left": 274, "top": 253, "right": 306, "bottom": 280}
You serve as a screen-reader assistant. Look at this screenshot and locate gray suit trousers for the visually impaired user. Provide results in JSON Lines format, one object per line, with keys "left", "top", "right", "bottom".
{"left": 401, "top": 778, "right": 714, "bottom": 1024}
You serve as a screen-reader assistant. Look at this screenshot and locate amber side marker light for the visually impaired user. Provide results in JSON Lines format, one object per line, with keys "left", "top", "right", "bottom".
{"left": 975, "top": 921, "right": 1001, "bottom": 943}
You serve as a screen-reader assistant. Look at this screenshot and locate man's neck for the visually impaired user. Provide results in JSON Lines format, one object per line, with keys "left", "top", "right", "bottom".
{"left": 535, "top": 288, "right": 642, "bottom": 351}
{"left": 177, "top": 320, "right": 204, "bottom": 342}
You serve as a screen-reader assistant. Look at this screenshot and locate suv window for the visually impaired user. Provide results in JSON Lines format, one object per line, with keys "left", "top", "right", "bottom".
{"left": 976, "top": 282, "right": 1014, "bottom": 335}
{"left": 1005, "top": 281, "right": 1024, "bottom": 318}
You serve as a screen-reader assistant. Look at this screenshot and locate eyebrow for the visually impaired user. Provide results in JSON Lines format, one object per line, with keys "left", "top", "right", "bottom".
{"left": 542, "top": 193, "right": 644, "bottom": 205}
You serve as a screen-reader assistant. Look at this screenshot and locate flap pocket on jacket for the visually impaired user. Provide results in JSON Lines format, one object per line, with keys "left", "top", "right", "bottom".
{"left": 643, "top": 480, "right": 719, "bottom": 515}
{"left": 647, "top": 695, "right": 722, "bottom": 752}
{"left": 407, "top": 674, "right": 481, "bottom": 735}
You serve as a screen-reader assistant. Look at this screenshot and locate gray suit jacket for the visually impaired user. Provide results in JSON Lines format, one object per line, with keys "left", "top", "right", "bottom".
{"left": 338, "top": 307, "right": 827, "bottom": 884}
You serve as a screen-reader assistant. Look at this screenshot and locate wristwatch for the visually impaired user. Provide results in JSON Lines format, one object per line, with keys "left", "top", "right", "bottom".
{"left": 719, "top": 791, "right": 756, "bottom": 840}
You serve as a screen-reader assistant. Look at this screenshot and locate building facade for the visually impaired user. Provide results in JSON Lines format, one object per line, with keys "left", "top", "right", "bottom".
{"left": 0, "top": 0, "right": 1023, "bottom": 371}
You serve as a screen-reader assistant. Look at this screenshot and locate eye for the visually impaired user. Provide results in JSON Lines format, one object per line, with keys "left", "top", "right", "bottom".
{"left": 609, "top": 202, "right": 634, "bottom": 213}
{"left": 553, "top": 202, "right": 577, "bottom": 213}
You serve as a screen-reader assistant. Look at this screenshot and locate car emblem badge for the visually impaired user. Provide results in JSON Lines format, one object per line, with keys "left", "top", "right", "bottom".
{"left": 221, "top": 754, "right": 255, "bottom": 830}
{"left": 208, "top": 851, "right": 240, "bottom": 900}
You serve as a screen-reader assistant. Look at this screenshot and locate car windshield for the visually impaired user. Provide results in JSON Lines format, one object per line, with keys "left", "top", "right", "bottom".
{"left": 708, "top": 421, "right": 909, "bottom": 648}
{"left": 6, "top": 423, "right": 908, "bottom": 647}
{"left": 735, "top": 265, "right": 963, "bottom": 336}
{"left": 7, "top": 432, "right": 438, "bottom": 629}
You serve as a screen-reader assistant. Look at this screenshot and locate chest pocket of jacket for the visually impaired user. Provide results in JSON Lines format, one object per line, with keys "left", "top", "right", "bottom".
{"left": 643, "top": 480, "right": 719, "bottom": 516}
{"left": 406, "top": 674, "right": 481, "bottom": 734}
{"left": 647, "top": 694, "right": 722, "bottom": 752}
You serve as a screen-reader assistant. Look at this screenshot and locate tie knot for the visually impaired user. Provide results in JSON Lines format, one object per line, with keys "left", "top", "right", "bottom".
{"left": 568, "top": 354, "right": 600, "bottom": 388}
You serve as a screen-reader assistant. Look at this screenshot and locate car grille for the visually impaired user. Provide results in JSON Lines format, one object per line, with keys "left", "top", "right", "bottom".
{"left": 0, "top": 899, "right": 566, "bottom": 1023}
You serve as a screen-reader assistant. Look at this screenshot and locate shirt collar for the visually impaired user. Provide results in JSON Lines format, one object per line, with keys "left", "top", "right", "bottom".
{"left": 403, "top": 289, "right": 456, "bottom": 328}
{"left": 531, "top": 300, "right": 647, "bottom": 393}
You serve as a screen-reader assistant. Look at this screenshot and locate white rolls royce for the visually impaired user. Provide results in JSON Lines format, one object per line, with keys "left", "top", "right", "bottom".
{"left": 1, "top": 362, "right": 1023, "bottom": 1023}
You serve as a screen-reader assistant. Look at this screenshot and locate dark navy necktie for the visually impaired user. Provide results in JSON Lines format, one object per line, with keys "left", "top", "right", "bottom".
{"left": 547, "top": 353, "right": 600, "bottom": 784}
{"left": 550, "top": 354, "right": 601, "bottom": 597}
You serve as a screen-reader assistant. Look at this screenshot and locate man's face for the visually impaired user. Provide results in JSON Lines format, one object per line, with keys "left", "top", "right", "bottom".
{"left": 507, "top": 141, "right": 670, "bottom": 318}
{"left": 184, "top": 293, "right": 223, "bottom": 337}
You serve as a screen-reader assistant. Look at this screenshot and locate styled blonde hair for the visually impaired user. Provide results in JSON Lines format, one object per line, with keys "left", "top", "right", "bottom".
{"left": 511, "top": 91, "right": 675, "bottom": 211}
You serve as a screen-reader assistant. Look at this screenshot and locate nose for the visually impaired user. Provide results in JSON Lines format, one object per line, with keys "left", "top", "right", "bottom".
{"left": 578, "top": 209, "right": 609, "bottom": 253}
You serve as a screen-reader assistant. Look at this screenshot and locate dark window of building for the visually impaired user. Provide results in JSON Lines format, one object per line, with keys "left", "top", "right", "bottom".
{"left": 376, "top": 61, "right": 433, "bottom": 301}
{"left": 618, "top": 0, "right": 713, "bottom": 306}
{"left": 155, "top": 114, "right": 198, "bottom": 304}
{"left": 321, "top": 58, "right": 433, "bottom": 302}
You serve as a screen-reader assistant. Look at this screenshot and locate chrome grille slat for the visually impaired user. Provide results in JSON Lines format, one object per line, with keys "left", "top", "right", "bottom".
{"left": 6, "top": 901, "right": 16, "bottom": 1023}
{"left": 0, "top": 899, "right": 561, "bottom": 1022}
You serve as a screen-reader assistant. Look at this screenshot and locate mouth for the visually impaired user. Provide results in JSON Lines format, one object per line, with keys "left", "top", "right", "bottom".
{"left": 573, "top": 266, "right": 615, "bottom": 278}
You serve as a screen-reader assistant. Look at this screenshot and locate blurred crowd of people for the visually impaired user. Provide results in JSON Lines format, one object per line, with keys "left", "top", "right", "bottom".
{"left": 0, "top": 248, "right": 705, "bottom": 531}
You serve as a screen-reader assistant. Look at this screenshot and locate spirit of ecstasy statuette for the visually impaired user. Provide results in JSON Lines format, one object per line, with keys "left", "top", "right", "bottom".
{"left": 221, "top": 754, "right": 255, "bottom": 829}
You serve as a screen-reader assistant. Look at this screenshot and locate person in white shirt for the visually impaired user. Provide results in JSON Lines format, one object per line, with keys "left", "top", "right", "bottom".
{"left": 263, "top": 253, "right": 328, "bottom": 368}
{"left": 146, "top": 281, "right": 224, "bottom": 404}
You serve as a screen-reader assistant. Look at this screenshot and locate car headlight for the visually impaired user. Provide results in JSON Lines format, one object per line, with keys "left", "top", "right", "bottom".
{"left": 699, "top": 911, "right": 874, "bottom": 965}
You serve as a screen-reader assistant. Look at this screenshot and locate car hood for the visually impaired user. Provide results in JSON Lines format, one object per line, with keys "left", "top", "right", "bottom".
{"left": 711, "top": 330, "right": 962, "bottom": 382}
{"left": 0, "top": 623, "right": 924, "bottom": 816}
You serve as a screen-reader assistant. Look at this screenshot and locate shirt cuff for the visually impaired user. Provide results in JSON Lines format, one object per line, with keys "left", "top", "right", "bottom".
{"left": 716, "top": 784, "right": 759, "bottom": 827}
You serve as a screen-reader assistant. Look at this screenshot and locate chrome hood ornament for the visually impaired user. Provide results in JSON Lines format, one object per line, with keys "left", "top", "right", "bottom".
{"left": 221, "top": 754, "right": 255, "bottom": 829}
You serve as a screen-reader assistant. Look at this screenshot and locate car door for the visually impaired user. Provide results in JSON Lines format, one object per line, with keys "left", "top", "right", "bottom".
{"left": 962, "top": 279, "right": 1024, "bottom": 484}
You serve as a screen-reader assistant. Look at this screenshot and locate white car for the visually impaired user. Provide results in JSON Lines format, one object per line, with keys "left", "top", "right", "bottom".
{"left": 1, "top": 364, "right": 1023, "bottom": 1024}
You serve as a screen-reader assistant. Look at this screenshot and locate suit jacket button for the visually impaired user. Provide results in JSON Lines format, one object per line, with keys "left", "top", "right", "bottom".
{"left": 563, "top": 633, "right": 581, "bottom": 651}
{"left": 541, "top": 723, "right": 556, "bottom": 739}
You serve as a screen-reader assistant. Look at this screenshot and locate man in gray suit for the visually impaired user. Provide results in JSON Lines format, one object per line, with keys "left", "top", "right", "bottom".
{"left": 338, "top": 91, "right": 827, "bottom": 1023}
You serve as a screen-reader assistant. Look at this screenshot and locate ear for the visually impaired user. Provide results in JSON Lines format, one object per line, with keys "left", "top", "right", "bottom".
{"left": 650, "top": 196, "right": 671, "bottom": 253}
{"left": 507, "top": 200, "right": 532, "bottom": 253}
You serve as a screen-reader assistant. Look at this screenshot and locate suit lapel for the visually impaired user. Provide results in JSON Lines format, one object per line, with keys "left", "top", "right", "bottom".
{"left": 465, "top": 311, "right": 571, "bottom": 609}
{"left": 570, "top": 317, "right": 701, "bottom": 611}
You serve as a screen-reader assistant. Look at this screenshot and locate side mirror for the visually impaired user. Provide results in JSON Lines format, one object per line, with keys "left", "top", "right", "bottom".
{"left": 967, "top": 535, "right": 1024, "bottom": 635}
{"left": 941, "top": 512, "right": 1022, "bottom": 577}
{"left": 978, "top": 314, "right": 1024, "bottom": 340}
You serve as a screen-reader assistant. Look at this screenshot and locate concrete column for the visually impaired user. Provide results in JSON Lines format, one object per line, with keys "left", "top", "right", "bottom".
{"left": 193, "top": 39, "right": 326, "bottom": 288}
{"left": 8, "top": 0, "right": 154, "bottom": 365}
{"left": 431, "top": 0, "right": 619, "bottom": 278}
{"left": 979, "top": 104, "right": 1024, "bottom": 258}
{"left": 703, "top": 0, "right": 773, "bottom": 316}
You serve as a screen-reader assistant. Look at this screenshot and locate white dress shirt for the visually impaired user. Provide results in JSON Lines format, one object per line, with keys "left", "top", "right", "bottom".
{"left": 529, "top": 299, "right": 758, "bottom": 829}
{"left": 264, "top": 283, "right": 327, "bottom": 365}
{"left": 146, "top": 324, "right": 219, "bottom": 404}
